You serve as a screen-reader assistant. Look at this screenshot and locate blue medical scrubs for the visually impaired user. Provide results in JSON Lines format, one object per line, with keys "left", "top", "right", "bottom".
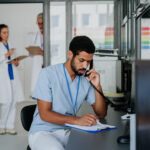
{"left": 29, "top": 63, "right": 95, "bottom": 134}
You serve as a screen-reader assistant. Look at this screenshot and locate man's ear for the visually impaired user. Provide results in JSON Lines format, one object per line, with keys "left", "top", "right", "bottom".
{"left": 68, "top": 50, "right": 73, "bottom": 60}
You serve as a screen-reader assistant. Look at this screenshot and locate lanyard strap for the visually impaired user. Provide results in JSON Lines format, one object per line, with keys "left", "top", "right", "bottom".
{"left": 63, "top": 64, "right": 80, "bottom": 115}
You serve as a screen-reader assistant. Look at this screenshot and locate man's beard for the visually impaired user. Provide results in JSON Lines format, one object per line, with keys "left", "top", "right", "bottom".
{"left": 71, "top": 57, "right": 86, "bottom": 76}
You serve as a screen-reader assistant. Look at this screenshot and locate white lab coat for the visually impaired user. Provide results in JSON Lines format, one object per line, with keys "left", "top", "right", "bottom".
{"left": 31, "top": 31, "right": 43, "bottom": 93}
{"left": 0, "top": 42, "right": 24, "bottom": 104}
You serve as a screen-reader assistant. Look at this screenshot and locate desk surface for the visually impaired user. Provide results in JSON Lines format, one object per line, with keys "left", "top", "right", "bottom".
{"left": 66, "top": 106, "right": 129, "bottom": 150}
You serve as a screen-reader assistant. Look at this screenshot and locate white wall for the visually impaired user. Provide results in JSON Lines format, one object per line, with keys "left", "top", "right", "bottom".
{"left": 0, "top": 4, "right": 42, "bottom": 101}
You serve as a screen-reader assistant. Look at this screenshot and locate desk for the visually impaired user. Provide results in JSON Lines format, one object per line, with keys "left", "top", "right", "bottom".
{"left": 66, "top": 106, "right": 129, "bottom": 150}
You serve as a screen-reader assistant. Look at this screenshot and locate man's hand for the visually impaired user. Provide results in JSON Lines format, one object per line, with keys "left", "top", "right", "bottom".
{"left": 85, "top": 65, "right": 101, "bottom": 88}
{"left": 75, "top": 113, "right": 98, "bottom": 126}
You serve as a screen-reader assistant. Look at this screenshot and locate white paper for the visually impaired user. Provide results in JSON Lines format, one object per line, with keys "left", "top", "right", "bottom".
{"left": 65, "top": 121, "right": 116, "bottom": 132}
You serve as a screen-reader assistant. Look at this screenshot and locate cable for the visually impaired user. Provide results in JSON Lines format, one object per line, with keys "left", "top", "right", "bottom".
{"left": 89, "top": 81, "right": 114, "bottom": 105}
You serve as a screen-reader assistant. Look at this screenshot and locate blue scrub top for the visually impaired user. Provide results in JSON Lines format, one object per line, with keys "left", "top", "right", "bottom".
{"left": 4, "top": 44, "right": 14, "bottom": 80}
{"left": 29, "top": 63, "right": 95, "bottom": 134}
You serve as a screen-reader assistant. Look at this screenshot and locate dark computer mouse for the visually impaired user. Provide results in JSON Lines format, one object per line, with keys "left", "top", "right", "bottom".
{"left": 117, "top": 135, "right": 130, "bottom": 144}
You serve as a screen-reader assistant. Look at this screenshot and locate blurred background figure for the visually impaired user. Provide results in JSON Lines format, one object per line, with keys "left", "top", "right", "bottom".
{"left": 30, "top": 12, "right": 44, "bottom": 94}
{"left": 0, "top": 24, "right": 24, "bottom": 135}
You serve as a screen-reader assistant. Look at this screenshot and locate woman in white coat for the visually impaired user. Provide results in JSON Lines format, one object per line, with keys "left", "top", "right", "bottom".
{"left": 0, "top": 24, "right": 24, "bottom": 135}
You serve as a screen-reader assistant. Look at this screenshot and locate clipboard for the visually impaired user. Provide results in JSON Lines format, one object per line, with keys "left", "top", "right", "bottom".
{"left": 26, "top": 46, "right": 43, "bottom": 55}
{"left": 65, "top": 121, "right": 117, "bottom": 133}
{"left": 7, "top": 55, "right": 28, "bottom": 64}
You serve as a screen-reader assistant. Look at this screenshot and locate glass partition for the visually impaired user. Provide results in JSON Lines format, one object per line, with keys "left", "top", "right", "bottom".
{"left": 50, "top": 2, "right": 66, "bottom": 65}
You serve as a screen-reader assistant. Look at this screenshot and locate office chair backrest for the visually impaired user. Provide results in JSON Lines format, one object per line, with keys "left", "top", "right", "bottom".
{"left": 21, "top": 104, "right": 36, "bottom": 131}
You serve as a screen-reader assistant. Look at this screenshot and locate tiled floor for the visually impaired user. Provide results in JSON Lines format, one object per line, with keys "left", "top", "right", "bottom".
{"left": 0, "top": 101, "right": 36, "bottom": 150}
{"left": 0, "top": 134, "right": 28, "bottom": 150}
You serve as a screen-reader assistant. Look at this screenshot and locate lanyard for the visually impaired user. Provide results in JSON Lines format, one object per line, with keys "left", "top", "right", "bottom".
{"left": 63, "top": 64, "right": 80, "bottom": 115}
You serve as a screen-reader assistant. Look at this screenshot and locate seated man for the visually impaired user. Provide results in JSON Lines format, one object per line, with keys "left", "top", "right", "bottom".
{"left": 28, "top": 36, "right": 107, "bottom": 150}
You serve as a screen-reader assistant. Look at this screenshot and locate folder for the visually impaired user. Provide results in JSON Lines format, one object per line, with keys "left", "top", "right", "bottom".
{"left": 65, "top": 121, "right": 116, "bottom": 133}
{"left": 7, "top": 55, "right": 28, "bottom": 64}
{"left": 26, "top": 46, "right": 43, "bottom": 55}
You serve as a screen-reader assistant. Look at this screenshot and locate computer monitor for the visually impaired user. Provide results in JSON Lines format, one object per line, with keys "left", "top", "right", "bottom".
{"left": 135, "top": 60, "right": 150, "bottom": 150}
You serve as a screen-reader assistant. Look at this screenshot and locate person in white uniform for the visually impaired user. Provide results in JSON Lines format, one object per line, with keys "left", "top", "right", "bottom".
{"left": 28, "top": 36, "right": 107, "bottom": 150}
{"left": 31, "top": 12, "right": 44, "bottom": 94}
{"left": 0, "top": 24, "right": 24, "bottom": 135}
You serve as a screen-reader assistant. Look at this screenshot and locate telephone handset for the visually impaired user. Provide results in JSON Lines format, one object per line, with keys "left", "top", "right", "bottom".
{"left": 84, "top": 60, "right": 93, "bottom": 77}
{"left": 89, "top": 59, "right": 93, "bottom": 70}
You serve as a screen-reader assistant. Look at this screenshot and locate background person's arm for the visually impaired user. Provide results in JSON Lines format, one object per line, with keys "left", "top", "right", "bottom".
{"left": 11, "top": 59, "right": 19, "bottom": 66}
{"left": 5, "top": 48, "right": 14, "bottom": 58}
{"left": 36, "top": 50, "right": 43, "bottom": 56}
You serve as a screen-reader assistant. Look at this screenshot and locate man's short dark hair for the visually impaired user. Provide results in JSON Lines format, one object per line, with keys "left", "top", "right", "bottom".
{"left": 69, "top": 36, "right": 95, "bottom": 56}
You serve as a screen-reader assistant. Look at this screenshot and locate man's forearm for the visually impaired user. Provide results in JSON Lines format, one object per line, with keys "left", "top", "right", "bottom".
{"left": 93, "top": 85, "right": 107, "bottom": 118}
{"left": 39, "top": 110, "right": 78, "bottom": 125}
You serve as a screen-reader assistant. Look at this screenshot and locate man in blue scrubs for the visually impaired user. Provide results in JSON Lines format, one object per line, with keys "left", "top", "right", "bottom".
{"left": 28, "top": 36, "right": 107, "bottom": 150}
